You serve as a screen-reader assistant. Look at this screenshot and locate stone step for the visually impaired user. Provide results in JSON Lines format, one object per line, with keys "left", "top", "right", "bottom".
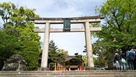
{"left": 0, "top": 75, "right": 135, "bottom": 77}
{"left": 1, "top": 71, "right": 136, "bottom": 74}
{"left": 1, "top": 70, "right": 136, "bottom": 73}
{"left": 0, "top": 70, "right": 136, "bottom": 77}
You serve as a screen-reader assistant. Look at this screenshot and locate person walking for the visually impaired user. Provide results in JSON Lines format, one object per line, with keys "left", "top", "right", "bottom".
{"left": 120, "top": 52, "right": 126, "bottom": 71}
{"left": 133, "top": 47, "right": 136, "bottom": 70}
{"left": 114, "top": 53, "right": 120, "bottom": 70}
{"left": 126, "top": 48, "right": 135, "bottom": 70}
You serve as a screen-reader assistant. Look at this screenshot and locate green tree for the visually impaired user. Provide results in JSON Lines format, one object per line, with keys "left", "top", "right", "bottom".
{"left": 0, "top": 29, "right": 19, "bottom": 69}
{"left": 82, "top": 56, "right": 88, "bottom": 68}
{"left": 93, "top": 41, "right": 113, "bottom": 67}
{"left": 74, "top": 53, "right": 83, "bottom": 65}
{"left": 57, "top": 49, "right": 68, "bottom": 57}
{"left": 0, "top": 2, "right": 41, "bottom": 70}
{"left": 94, "top": 0, "right": 136, "bottom": 67}
{"left": 48, "top": 40, "right": 67, "bottom": 69}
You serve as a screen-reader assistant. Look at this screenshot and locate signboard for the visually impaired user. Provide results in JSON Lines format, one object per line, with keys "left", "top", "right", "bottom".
{"left": 63, "top": 18, "right": 71, "bottom": 32}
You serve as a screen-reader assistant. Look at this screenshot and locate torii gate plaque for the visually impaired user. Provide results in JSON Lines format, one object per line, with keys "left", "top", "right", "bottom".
{"left": 63, "top": 18, "right": 71, "bottom": 32}
{"left": 31, "top": 15, "right": 104, "bottom": 70}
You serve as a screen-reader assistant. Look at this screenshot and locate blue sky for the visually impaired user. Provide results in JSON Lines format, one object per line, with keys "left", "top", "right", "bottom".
{"left": 0, "top": 0, "right": 107, "bottom": 55}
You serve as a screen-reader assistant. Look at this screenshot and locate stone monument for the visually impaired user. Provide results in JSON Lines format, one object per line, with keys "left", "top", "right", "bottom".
{"left": 2, "top": 54, "right": 27, "bottom": 71}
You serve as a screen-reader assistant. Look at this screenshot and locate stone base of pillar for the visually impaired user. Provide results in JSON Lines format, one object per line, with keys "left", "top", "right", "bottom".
{"left": 86, "top": 67, "right": 96, "bottom": 70}
{"left": 38, "top": 68, "right": 49, "bottom": 71}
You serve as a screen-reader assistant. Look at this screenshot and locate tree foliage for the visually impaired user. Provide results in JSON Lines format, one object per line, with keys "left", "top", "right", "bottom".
{"left": 82, "top": 56, "right": 88, "bottom": 68}
{"left": 93, "top": 0, "right": 136, "bottom": 67}
{"left": 48, "top": 40, "right": 68, "bottom": 69}
{"left": 74, "top": 53, "right": 83, "bottom": 65}
{"left": 0, "top": 29, "right": 19, "bottom": 69}
{"left": 0, "top": 2, "right": 41, "bottom": 70}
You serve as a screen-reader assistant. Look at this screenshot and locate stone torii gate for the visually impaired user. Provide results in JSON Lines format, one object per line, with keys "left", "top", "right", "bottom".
{"left": 31, "top": 15, "right": 104, "bottom": 70}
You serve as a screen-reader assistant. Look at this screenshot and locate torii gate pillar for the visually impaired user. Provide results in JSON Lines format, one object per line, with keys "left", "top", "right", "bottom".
{"left": 41, "top": 22, "right": 50, "bottom": 69}
{"left": 85, "top": 21, "right": 94, "bottom": 69}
